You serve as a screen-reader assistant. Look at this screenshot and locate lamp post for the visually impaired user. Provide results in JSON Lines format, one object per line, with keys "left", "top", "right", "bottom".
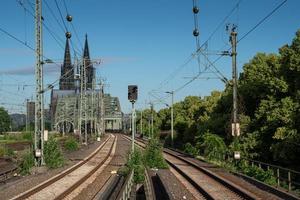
{"left": 166, "top": 91, "right": 174, "bottom": 147}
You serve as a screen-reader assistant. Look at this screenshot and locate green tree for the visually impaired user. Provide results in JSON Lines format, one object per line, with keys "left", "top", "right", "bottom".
{"left": 0, "top": 107, "right": 10, "bottom": 134}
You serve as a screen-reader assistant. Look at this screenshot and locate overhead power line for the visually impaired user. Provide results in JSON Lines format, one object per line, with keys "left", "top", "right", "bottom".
{"left": 237, "top": 0, "right": 288, "bottom": 43}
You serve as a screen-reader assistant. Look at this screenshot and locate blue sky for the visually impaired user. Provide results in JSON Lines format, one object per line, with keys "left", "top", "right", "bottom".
{"left": 0, "top": 0, "right": 299, "bottom": 114}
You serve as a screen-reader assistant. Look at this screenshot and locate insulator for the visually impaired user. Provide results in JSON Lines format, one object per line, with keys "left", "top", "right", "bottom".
{"left": 193, "top": 6, "right": 199, "bottom": 14}
{"left": 65, "top": 32, "right": 72, "bottom": 38}
{"left": 66, "top": 14, "right": 72, "bottom": 22}
{"left": 193, "top": 29, "right": 199, "bottom": 37}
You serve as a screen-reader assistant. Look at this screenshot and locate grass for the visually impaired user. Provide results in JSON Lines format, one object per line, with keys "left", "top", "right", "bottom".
{"left": 19, "top": 150, "right": 34, "bottom": 175}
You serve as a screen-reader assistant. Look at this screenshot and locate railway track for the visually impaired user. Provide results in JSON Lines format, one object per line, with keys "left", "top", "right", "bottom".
{"left": 121, "top": 134, "right": 260, "bottom": 200}
{"left": 11, "top": 134, "right": 116, "bottom": 200}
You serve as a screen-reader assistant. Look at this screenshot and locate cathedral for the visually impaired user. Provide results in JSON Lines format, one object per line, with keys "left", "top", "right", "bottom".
{"left": 49, "top": 36, "right": 122, "bottom": 134}
{"left": 59, "top": 35, "right": 94, "bottom": 90}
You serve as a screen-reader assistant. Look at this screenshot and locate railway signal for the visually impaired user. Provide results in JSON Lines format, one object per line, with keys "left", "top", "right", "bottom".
{"left": 128, "top": 85, "right": 138, "bottom": 152}
{"left": 128, "top": 85, "right": 138, "bottom": 102}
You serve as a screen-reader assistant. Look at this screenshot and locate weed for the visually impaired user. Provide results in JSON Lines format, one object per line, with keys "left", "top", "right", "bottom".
{"left": 64, "top": 137, "right": 79, "bottom": 151}
{"left": 44, "top": 137, "right": 64, "bottom": 168}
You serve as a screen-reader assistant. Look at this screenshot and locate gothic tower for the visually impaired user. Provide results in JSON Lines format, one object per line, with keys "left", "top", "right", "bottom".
{"left": 83, "top": 34, "right": 94, "bottom": 89}
{"left": 59, "top": 38, "right": 75, "bottom": 90}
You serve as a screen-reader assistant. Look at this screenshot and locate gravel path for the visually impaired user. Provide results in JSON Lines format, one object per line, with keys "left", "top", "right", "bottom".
{"left": 0, "top": 134, "right": 108, "bottom": 200}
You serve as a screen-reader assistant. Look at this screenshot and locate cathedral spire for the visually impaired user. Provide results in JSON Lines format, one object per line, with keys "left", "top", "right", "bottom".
{"left": 83, "top": 34, "right": 90, "bottom": 59}
{"left": 59, "top": 38, "right": 74, "bottom": 90}
{"left": 63, "top": 38, "right": 71, "bottom": 67}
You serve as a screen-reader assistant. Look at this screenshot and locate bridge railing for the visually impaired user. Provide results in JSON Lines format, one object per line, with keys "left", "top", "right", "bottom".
{"left": 244, "top": 158, "right": 300, "bottom": 192}
{"left": 117, "top": 169, "right": 134, "bottom": 200}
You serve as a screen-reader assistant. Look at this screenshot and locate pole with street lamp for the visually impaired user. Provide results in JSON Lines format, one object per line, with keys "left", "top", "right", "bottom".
{"left": 166, "top": 91, "right": 174, "bottom": 147}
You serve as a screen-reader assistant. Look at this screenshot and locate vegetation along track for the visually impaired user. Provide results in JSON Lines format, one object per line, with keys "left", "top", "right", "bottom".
{"left": 121, "top": 134, "right": 259, "bottom": 200}
{"left": 11, "top": 134, "right": 116, "bottom": 200}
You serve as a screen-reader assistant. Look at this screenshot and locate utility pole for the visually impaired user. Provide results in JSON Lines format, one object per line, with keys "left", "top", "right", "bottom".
{"left": 229, "top": 25, "right": 240, "bottom": 138}
{"left": 26, "top": 99, "right": 29, "bottom": 133}
{"left": 166, "top": 91, "right": 174, "bottom": 147}
{"left": 98, "top": 79, "right": 104, "bottom": 141}
{"left": 34, "top": 0, "right": 44, "bottom": 166}
{"left": 140, "top": 109, "right": 143, "bottom": 136}
{"left": 84, "top": 58, "right": 88, "bottom": 145}
{"left": 228, "top": 24, "right": 241, "bottom": 160}
{"left": 128, "top": 85, "right": 138, "bottom": 152}
{"left": 150, "top": 103, "right": 154, "bottom": 138}
{"left": 131, "top": 102, "right": 135, "bottom": 151}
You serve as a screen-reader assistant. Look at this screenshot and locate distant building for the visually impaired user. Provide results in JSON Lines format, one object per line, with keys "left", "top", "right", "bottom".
{"left": 104, "top": 94, "right": 122, "bottom": 132}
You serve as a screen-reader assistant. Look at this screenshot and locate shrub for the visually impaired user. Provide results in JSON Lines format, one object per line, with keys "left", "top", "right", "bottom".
{"left": 183, "top": 142, "right": 199, "bottom": 157}
{"left": 198, "top": 132, "right": 227, "bottom": 161}
{"left": 64, "top": 137, "right": 79, "bottom": 151}
{"left": 19, "top": 150, "right": 34, "bottom": 175}
{"left": 127, "top": 149, "right": 145, "bottom": 184}
{"left": 22, "top": 131, "right": 33, "bottom": 141}
{"left": 44, "top": 137, "right": 64, "bottom": 168}
{"left": 144, "top": 139, "right": 168, "bottom": 169}
{"left": 238, "top": 162, "right": 277, "bottom": 186}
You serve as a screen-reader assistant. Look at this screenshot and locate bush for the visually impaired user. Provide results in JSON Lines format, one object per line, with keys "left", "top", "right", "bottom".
{"left": 44, "top": 137, "right": 64, "bottom": 168}
{"left": 238, "top": 162, "right": 277, "bottom": 185}
{"left": 183, "top": 142, "right": 199, "bottom": 157}
{"left": 64, "top": 137, "right": 79, "bottom": 151}
{"left": 22, "top": 131, "right": 33, "bottom": 141}
{"left": 19, "top": 150, "right": 34, "bottom": 175}
{"left": 127, "top": 149, "right": 145, "bottom": 183}
{"left": 144, "top": 139, "right": 168, "bottom": 169}
{"left": 198, "top": 132, "right": 227, "bottom": 161}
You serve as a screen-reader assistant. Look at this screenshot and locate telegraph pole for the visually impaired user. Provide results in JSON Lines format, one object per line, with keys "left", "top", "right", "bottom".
{"left": 98, "top": 79, "right": 104, "bottom": 141}
{"left": 140, "top": 109, "right": 143, "bottom": 136}
{"left": 34, "top": 0, "right": 44, "bottom": 166}
{"left": 229, "top": 24, "right": 240, "bottom": 160}
{"left": 84, "top": 58, "right": 88, "bottom": 145}
{"left": 229, "top": 25, "right": 240, "bottom": 138}
{"left": 131, "top": 102, "right": 135, "bottom": 151}
{"left": 166, "top": 91, "right": 174, "bottom": 147}
{"left": 150, "top": 103, "right": 154, "bottom": 138}
{"left": 26, "top": 99, "right": 29, "bottom": 133}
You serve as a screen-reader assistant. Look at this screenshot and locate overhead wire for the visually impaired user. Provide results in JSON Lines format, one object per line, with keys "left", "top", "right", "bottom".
{"left": 52, "top": 0, "right": 82, "bottom": 55}
{"left": 16, "top": 0, "right": 65, "bottom": 50}
{"left": 151, "top": 0, "right": 241, "bottom": 95}
{"left": 151, "top": 0, "right": 288, "bottom": 102}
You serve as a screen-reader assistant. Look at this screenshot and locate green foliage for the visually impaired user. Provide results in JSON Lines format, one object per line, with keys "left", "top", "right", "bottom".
{"left": 183, "top": 142, "right": 199, "bottom": 157}
{"left": 44, "top": 137, "right": 64, "bottom": 168}
{"left": 127, "top": 149, "right": 144, "bottom": 183}
{"left": 0, "top": 107, "right": 10, "bottom": 134}
{"left": 64, "top": 137, "right": 79, "bottom": 151}
{"left": 19, "top": 150, "right": 35, "bottom": 175}
{"left": 144, "top": 139, "right": 168, "bottom": 169}
{"left": 238, "top": 162, "right": 277, "bottom": 186}
{"left": 198, "top": 132, "right": 227, "bottom": 161}
{"left": 22, "top": 131, "right": 33, "bottom": 141}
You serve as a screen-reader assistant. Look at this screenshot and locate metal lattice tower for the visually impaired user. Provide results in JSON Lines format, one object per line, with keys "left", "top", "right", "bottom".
{"left": 34, "top": 0, "right": 44, "bottom": 166}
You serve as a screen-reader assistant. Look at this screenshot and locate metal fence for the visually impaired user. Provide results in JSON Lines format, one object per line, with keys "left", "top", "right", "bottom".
{"left": 245, "top": 158, "right": 300, "bottom": 192}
